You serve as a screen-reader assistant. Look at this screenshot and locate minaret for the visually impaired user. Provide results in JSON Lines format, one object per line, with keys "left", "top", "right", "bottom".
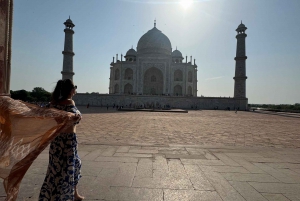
{"left": 234, "top": 21, "right": 247, "bottom": 98}
{"left": 61, "top": 17, "right": 75, "bottom": 81}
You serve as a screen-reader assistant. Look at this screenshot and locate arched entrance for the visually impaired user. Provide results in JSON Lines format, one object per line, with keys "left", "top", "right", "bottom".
{"left": 124, "top": 68, "right": 133, "bottom": 80}
{"left": 174, "top": 85, "right": 182, "bottom": 96}
{"left": 174, "top": 69, "right": 183, "bottom": 81}
{"left": 124, "top": 83, "right": 133, "bottom": 94}
{"left": 143, "top": 67, "right": 163, "bottom": 95}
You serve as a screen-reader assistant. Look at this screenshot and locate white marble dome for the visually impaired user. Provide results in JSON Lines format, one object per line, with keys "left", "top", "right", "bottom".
{"left": 126, "top": 48, "right": 137, "bottom": 56}
{"left": 137, "top": 27, "right": 172, "bottom": 55}
{"left": 172, "top": 49, "right": 183, "bottom": 58}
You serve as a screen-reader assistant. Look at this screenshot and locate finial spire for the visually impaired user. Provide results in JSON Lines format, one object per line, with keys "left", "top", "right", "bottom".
{"left": 176, "top": 46, "right": 177, "bottom": 50}
{"left": 69, "top": 15, "right": 70, "bottom": 19}
{"left": 154, "top": 19, "right": 156, "bottom": 27}
{"left": 241, "top": 20, "right": 242, "bottom": 24}
{"left": 131, "top": 45, "right": 133, "bottom": 49}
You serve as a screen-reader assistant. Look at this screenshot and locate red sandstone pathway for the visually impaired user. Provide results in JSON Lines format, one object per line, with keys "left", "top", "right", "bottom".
{"left": 77, "top": 107, "right": 300, "bottom": 148}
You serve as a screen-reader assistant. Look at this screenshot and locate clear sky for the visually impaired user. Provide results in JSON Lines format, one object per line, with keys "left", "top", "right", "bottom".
{"left": 11, "top": 0, "right": 300, "bottom": 104}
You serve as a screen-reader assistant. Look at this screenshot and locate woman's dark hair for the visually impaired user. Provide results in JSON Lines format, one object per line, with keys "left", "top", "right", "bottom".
{"left": 51, "top": 79, "right": 75, "bottom": 103}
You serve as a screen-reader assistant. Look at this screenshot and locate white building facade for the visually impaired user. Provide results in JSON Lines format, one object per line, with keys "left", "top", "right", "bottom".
{"left": 109, "top": 23, "right": 197, "bottom": 97}
{"left": 73, "top": 22, "right": 249, "bottom": 110}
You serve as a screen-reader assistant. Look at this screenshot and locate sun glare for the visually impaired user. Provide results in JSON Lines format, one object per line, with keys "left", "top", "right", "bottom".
{"left": 180, "top": 0, "right": 193, "bottom": 9}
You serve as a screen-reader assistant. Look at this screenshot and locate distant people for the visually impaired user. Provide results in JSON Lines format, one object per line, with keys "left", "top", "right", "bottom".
{"left": 87, "top": 103, "right": 90, "bottom": 108}
{"left": 106, "top": 104, "right": 108, "bottom": 110}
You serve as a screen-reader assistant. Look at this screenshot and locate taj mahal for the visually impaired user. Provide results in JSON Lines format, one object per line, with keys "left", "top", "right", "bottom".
{"left": 109, "top": 21, "right": 197, "bottom": 97}
{"left": 59, "top": 18, "right": 248, "bottom": 110}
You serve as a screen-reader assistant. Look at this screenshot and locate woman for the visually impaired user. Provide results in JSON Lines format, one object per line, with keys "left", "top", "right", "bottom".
{"left": 39, "top": 79, "right": 84, "bottom": 201}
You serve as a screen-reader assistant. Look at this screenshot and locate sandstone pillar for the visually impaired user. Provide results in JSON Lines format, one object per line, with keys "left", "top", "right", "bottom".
{"left": 0, "top": 0, "right": 13, "bottom": 96}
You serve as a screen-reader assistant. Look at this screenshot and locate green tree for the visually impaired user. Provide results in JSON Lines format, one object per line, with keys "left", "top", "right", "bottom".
{"left": 31, "top": 87, "right": 51, "bottom": 102}
{"left": 11, "top": 89, "right": 31, "bottom": 101}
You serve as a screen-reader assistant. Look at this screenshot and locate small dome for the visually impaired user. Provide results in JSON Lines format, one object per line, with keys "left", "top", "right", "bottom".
{"left": 64, "top": 18, "right": 75, "bottom": 28}
{"left": 238, "top": 23, "right": 246, "bottom": 28}
{"left": 126, "top": 48, "right": 137, "bottom": 56}
{"left": 137, "top": 27, "right": 172, "bottom": 55}
{"left": 172, "top": 49, "right": 183, "bottom": 58}
{"left": 66, "top": 18, "right": 73, "bottom": 23}
{"left": 236, "top": 22, "right": 247, "bottom": 32}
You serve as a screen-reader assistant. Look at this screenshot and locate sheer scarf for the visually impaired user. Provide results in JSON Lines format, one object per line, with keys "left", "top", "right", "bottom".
{"left": 0, "top": 96, "right": 78, "bottom": 201}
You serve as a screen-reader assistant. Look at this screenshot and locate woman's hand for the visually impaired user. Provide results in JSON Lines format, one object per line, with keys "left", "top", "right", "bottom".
{"left": 72, "top": 113, "right": 82, "bottom": 123}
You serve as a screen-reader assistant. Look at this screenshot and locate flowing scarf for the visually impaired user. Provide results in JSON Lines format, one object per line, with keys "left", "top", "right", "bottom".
{"left": 0, "top": 96, "right": 78, "bottom": 201}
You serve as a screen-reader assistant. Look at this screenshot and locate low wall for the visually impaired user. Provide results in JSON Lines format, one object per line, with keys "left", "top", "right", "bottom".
{"left": 73, "top": 94, "right": 248, "bottom": 110}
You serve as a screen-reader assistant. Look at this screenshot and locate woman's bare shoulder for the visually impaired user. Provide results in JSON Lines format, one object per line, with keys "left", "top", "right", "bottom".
{"left": 56, "top": 99, "right": 75, "bottom": 106}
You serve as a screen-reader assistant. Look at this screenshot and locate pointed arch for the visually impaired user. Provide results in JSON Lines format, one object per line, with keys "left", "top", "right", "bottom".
{"left": 174, "top": 69, "right": 183, "bottom": 81}
{"left": 174, "top": 85, "right": 182, "bottom": 96}
{"left": 124, "top": 68, "right": 133, "bottom": 80}
{"left": 124, "top": 83, "right": 133, "bottom": 94}
{"left": 143, "top": 67, "right": 163, "bottom": 95}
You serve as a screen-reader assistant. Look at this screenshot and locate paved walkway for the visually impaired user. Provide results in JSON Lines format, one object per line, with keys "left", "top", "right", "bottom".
{"left": 1, "top": 108, "right": 300, "bottom": 201}
{"left": 77, "top": 107, "right": 300, "bottom": 148}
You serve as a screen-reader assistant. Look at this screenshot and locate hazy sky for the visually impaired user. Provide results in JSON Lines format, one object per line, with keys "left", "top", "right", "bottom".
{"left": 11, "top": 0, "right": 300, "bottom": 104}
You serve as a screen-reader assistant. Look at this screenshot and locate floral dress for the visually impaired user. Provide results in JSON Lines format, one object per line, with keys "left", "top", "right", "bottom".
{"left": 39, "top": 104, "right": 82, "bottom": 201}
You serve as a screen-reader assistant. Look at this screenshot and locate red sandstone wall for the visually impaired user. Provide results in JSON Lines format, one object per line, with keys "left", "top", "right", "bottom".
{"left": 0, "top": 0, "right": 12, "bottom": 95}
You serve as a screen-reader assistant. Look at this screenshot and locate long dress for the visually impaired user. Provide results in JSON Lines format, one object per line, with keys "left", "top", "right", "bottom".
{"left": 39, "top": 104, "right": 82, "bottom": 201}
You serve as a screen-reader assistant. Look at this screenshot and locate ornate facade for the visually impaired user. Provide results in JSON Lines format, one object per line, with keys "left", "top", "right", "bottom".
{"left": 109, "top": 22, "right": 197, "bottom": 96}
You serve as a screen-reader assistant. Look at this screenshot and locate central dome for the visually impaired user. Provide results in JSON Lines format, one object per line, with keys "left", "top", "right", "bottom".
{"left": 137, "top": 27, "right": 172, "bottom": 55}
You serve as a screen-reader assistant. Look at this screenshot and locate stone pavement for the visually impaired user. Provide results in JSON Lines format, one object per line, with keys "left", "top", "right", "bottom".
{"left": 1, "top": 108, "right": 300, "bottom": 201}
{"left": 76, "top": 107, "right": 300, "bottom": 148}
